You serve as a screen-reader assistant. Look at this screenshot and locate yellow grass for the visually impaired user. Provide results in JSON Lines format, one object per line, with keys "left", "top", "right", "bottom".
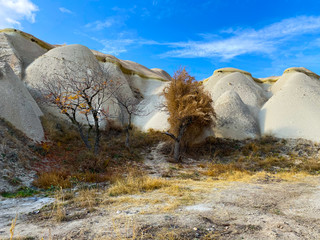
{"left": 107, "top": 171, "right": 169, "bottom": 196}
{"left": 9, "top": 215, "right": 17, "bottom": 240}
{"left": 51, "top": 188, "right": 67, "bottom": 222}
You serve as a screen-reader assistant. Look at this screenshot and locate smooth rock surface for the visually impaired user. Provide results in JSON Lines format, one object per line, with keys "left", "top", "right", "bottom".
{"left": 0, "top": 30, "right": 48, "bottom": 78}
{"left": 260, "top": 68, "right": 320, "bottom": 141}
{"left": 0, "top": 63, "right": 44, "bottom": 141}
{"left": 204, "top": 69, "right": 268, "bottom": 118}
{"left": 214, "top": 90, "right": 260, "bottom": 139}
{"left": 24, "top": 44, "right": 109, "bottom": 126}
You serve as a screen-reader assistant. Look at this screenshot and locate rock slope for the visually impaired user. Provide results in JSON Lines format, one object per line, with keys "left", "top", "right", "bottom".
{"left": 0, "top": 29, "right": 51, "bottom": 78}
{"left": 1, "top": 28, "right": 320, "bottom": 142}
{"left": 0, "top": 63, "right": 44, "bottom": 141}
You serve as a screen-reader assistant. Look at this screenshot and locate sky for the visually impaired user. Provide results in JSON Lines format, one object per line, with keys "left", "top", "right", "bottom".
{"left": 1, "top": 0, "right": 320, "bottom": 79}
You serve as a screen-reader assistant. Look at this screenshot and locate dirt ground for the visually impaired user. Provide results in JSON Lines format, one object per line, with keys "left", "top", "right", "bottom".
{"left": 1, "top": 143, "right": 320, "bottom": 240}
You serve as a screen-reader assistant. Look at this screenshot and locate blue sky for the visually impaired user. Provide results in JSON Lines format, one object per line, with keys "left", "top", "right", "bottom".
{"left": 1, "top": 0, "right": 320, "bottom": 79}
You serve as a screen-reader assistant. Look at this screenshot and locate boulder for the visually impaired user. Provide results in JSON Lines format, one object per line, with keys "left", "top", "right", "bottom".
{"left": 214, "top": 90, "right": 260, "bottom": 139}
{"left": 260, "top": 67, "right": 320, "bottom": 141}
{"left": 0, "top": 63, "right": 44, "bottom": 141}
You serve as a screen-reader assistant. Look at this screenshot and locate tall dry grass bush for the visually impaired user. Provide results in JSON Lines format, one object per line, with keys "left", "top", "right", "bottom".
{"left": 163, "top": 67, "right": 216, "bottom": 148}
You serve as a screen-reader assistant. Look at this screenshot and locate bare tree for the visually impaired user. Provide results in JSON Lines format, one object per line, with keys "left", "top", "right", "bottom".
{"left": 163, "top": 67, "right": 216, "bottom": 162}
{"left": 111, "top": 85, "right": 148, "bottom": 150}
{"left": 37, "top": 57, "right": 113, "bottom": 154}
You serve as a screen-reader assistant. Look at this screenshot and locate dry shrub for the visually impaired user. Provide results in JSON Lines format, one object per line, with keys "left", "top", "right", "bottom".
{"left": 163, "top": 67, "right": 216, "bottom": 147}
{"left": 34, "top": 170, "right": 72, "bottom": 189}
{"left": 107, "top": 119, "right": 123, "bottom": 132}
{"left": 33, "top": 170, "right": 112, "bottom": 189}
{"left": 51, "top": 188, "right": 67, "bottom": 222}
{"left": 241, "top": 136, "right": 280, "bottom": 156}
{"left": 40, "top": 114, "right": 80, "bottom": 143}
{"left": 73, "top": 189, "right": 101, "bottom": 210}
{"left": 76, "top": 150, "right": 110, "bottom": 172}
{"left": 108, "top": 169, "right": 169, "bottom": 196}
{"left": 131, "top": 128, "right": 167, "bottom": 149}
{"left": 190, "top": 137, "right": 241, "bottom": 157}
{"left": 206, "top": 154, "right": 320, "bottom": 178}
{"left": 206, "top": 163, "right": 247, "bottom": 177}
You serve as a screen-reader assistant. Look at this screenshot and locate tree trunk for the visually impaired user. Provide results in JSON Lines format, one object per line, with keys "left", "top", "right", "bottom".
{"left": 125, "top": 127, "right": 130, "bottom": 149}
{"left": 93, "top": 111, "right": 100, "bottom": 155}
{"left": 77, "top": 124, "right": 91, "bottom": 150}
{"left": 125, "top": 113, "right": 132, "bottom": 150}
{"left": 173, "top": 139, "right": 181, "bottom": 162}
{"left": 173, "top": 118, "right": 192, "bottom": 162}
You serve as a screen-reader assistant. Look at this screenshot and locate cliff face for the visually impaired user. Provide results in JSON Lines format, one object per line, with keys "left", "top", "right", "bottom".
{"left": 1, "top": 28, "right": 320, "bottom": 142}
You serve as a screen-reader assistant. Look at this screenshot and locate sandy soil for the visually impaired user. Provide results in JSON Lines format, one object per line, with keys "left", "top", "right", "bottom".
{"left": 0, "top": 144, "right": 320, "bottom": 240}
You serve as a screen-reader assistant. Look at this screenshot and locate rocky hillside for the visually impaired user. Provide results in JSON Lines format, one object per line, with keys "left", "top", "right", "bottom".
{"left": 1, "top": 28, "right": 320, "bottom": 142}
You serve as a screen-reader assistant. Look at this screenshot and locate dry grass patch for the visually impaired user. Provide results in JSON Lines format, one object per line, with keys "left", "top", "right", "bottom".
{"left": 33, "top": 170, "right": 111, "bottom": 189}
{"left": 72, "top": 188, "right": 101, "bottom": 210}
{"left": 33, "top": 170, "right": 72, "bottom": 189}
{"left": 50, "top": 188, "right": 68, "bottom": 222}
{"left": 108, "top": 169, "right": 170, "bottom": 197}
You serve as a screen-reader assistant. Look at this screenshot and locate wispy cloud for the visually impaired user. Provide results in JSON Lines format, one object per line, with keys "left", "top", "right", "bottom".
{"left": 162, "top": 16, "right": 320, "bottom": 59}
{"left": 85, "top": 16, "right": 125, "bottom": 31}
{"left": 92, "top": 36, "right": 161, "bottom": 56}
{"left": 59, "top": 7, "right": 73, "bottom": 14}
{"left": 0, "top": 0, "right": 38, "bottom": 29}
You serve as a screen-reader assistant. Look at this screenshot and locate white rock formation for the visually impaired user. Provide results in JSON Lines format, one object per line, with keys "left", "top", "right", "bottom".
{"left": 0, "top": 63, "right": 44, "bottom": 141}
{"left": 25, "top": 44, "right": 171, "bottom": 131}
{"left": 24, "top": 44, "right": 110, "bottom": 127}
{"left": 260, "top": 67, "right": 320, "bottom": 141}
{"left": 25, "top": 44, "right": 102, "bottom": 87}
{"left": 214, "top": 90, "right": 260, "bottom": 139}
{"left": 4, "top": 29, "right": 320, "bottom": 143}
{"left": 91, "top": 50, "right": 171, "bottom": 81}
{"left": 203, "top": 68, "right": 267, "bottom": 140}
{"left": 0, "top": 29, "right": 51, "bottom": 78}
{"left": 95, "top": 51, "right": 171, "bottom": 131}
{"left": 204, "top": 68, "right": 268, "bottom": 117}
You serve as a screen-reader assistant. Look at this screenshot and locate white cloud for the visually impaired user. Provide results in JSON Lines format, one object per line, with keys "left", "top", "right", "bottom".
{"left": 93, "top": 36, "right": 161, "bottom": 56}
{"left": 59, "top": 7, "right": 73, "bottom": 14}
{"left": 162, "top": 16, "right": 320, "bottom": 59}
{"left": 0, "top": 0, "right": 38, "bottom": 29}
{"left": 97, "top": 38, "right": 134, "bottom": 55}
{"left": 85, "top": 16, "right": 125, "bottom": 31}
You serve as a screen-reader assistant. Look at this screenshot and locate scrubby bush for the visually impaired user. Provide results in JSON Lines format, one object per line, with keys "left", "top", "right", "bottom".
{"left": 163, "top": 67, "right": 216, "bottom": 162}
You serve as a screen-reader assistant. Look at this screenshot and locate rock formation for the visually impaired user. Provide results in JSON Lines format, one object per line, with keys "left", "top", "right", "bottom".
{"left": 0, "top": 29, "right": 52, "bottom": 79}
{"left": 96, "top": 52, "right": 170, "bottom": 129}
{"left": 1, "top": 28, "right": 320, "bottom": 143}
{"left": 214, "top": 90, "right": 260, "bottom": 139}
{"left": 0, "top": 62, "right": 44, "bottom": 141}
{"left": 260, "top": 67, "right": 320, "bottom": 141}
